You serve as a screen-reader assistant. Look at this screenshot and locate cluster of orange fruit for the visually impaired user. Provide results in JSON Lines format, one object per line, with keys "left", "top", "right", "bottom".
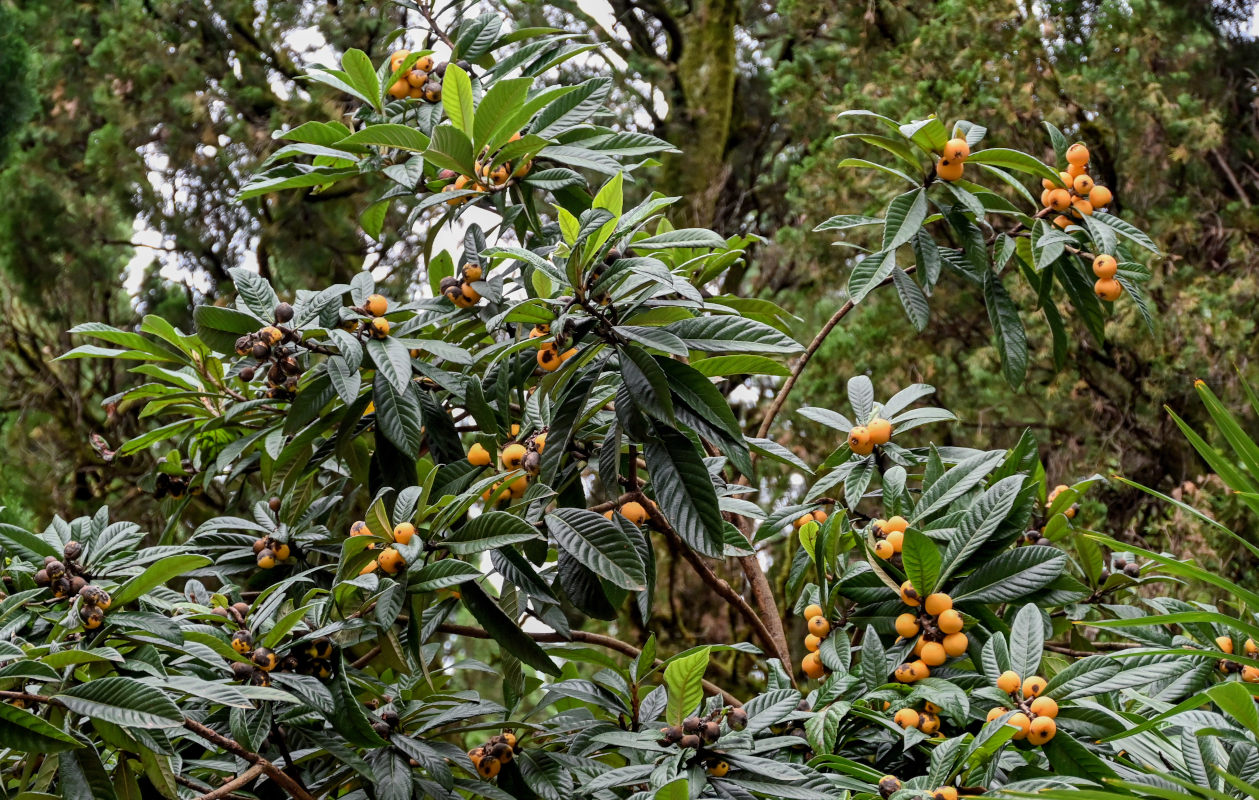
{"left": 893, "top": 701, "right": 944, "bottom": 735}
{"left": 870, "top": 515, "right": 908, "bottom": 560}
{"left": 986, "top": 671, "right": 1059, "bottom": 745}
{"left": 441, "top": 133, "right": 533, "bottom": 206}
{"left": 362, "top": 293, "right": 392, "bottom": 339}
{"left": 467, "top": 430, "right": 547, "bottom": 504}
{"left": 251, "top": 535, "right": 292, "bottom": 569}
{"left": 351, "top": 519, "right": 416, "bottom": 576}
{"left": 1090, "top": 254, "right": 1123, "bottom": 302}
{"left": 1040, "top": 143, "right": 1113, "bottom": 229}
{"left": 791, "top": 507, "right": 828, "bottom": 530}
{"left": 933, "top": 137, "right": 973, "bottom": 182}
{"left": 385, "top": 51, "right": 444, "bottom": 103}
{"left": 440, "top": 263, "right": 483, "bottom": 309}
{"left": 847, "top": 417, "right": 893, "bottom": 456}
{"left": 467, "top": 731, "right": 519, "bottom": 780}
{"left": 1214, "top": 636, "right": 1259, "bottom": 682}
{"left": 528, "top": 324, "right": 578, "bottom": 372}
{"left": 801, "top": 603, "right": 832, "bottom": 680}
{"left": 893, "top": 590, "right": 968, "bottom": 682}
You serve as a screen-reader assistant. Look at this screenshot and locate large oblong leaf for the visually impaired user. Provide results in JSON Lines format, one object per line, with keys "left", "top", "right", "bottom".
{"left": 0, "top": 703, "right": 82, "bottom": 752}
{"left": 443, "top": 511, "right": 541, "bottom": 555}
{"left": 951, "top": 546, "right": 1067, "bottom": 602}
{"left": 665, "top": 317, "right": 803, "bottom": 356}
{"left": 111, "top": 555, "right": 212, "bottom": 606}
{"left": 545, "top": 508, "right": 646, "bottom": 591}
{"left": 882, "top": 188, "right": 927, "bottom": 252}
{"left": 58, "top": 677, "right": 183, "bottom": 729}
{"left": 459, "top": 580, "right": 560, "bottom": 676}
{"left": 643, "top": 427, "right": 725, "bottom": 558}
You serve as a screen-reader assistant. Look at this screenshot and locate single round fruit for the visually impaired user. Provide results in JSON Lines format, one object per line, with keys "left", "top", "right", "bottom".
{"left": 461, "top": 283, "right": 481, "bottom": 304}
{"left": 251, "top": 647, "right": 279, "bottom": 671}
{"left": 392, "top": 523, "right": 415, "bottom": 545}
{"left": 272, "top": 542, "right": 290, "bottom": 561}
{"left": 463, "top": 264, "right": 483, "bottom": 282}
{"left": 231, "top": 630, "right": 254, "bottom": 654}
{"left": 1088, "top": 185, "right": 1113, "bottom": 208}
{"left": 933, "top": 787, "right": 959, "bottom": 800}
{"left": 1246, "top": 638, "right": 1258, "bottom": 656}
{"left": 924, "top": 593, "right": 953, "bottom": 616}
{"left": 1040, "top": 188, "right": 1053, "bottom": 207}
{"left": 943, "top": 137, "right": 970, "bottom": 162}
{"left": 378, "top": 547, "right": 405, "bottom": 575}
{"left": 1007, "top": 711, "right": 1032, "bottom": 740}
{"left": 893, "top": 708, "right": 920, "bottom": 729}
{"left": 387, "top": 78, "right": 410, "bottom": 98}
{"left": 920, "top": 642, "right": 947, "bottom": 667}
{"left": 942, "top": 632, "right": 969, "bottom": 657}
{"left": 1066, "top": 143, "right": 1090, "bottom": 166}
{"left": 477, "top": 756, "right": 501, "bottom": 779}
{"left": 935, "top": 158, "right": 964, "bottom": 181}
{"left": 812, "top": 509, "right": 828, "bottom": 524}
{"left": 1053, "top": 214, "right": 1072, "bottom": 229}
{"left": 1022, "top": 676, "right": 1048, "bottom": 697}
{"left": 923, "top": 701, "right": 941, "bottom": 714}
{"left": 804, "top": 634, "right": 822, "bottom": 652}
{"left": 365, "top": 294, "right": 388, "bottom": 317}
{"left": 1073, "top": 173, "right": 1095, "bottom": 195}
{"left": 899, "top": 581, "right": 920, "bottom": 607}
{"left": 793, "top": 514, "right": 812, "bottom": 530}
{"left": 533, "top": 431, "right": 547, "bottom": 452}
{"left": 80, "top": 605, "right": 105, "bottom": 629}
{"left": 801, "top": 652, "right": 826, "bottom": 679}
{"left": 1216, "top": 635, "right": 1235, "bottom": 655}
{"left": 913, "top": 636, "right": 926, "bottom": 656}
{"left": 885, "top": 530, "right": 904, "bottom": 553}
{"left": 728, "top": 708, "right": 748, "bottom": 731}
{"left": 866, "top": 417, "right": 893, "bottom": 445}
{"left": 918, "top": 711, "right": 940, "bottom": 734}
{"left": 707, "top": 760, "right": 730, "bottom": 778}
{"left": 879, "top": 776, "right": 902, "bottom": 799}
{"left": 350, "top": 520, "right": 372, "bottom": 537}
{"left": 884, "top": 516, "right": 909, "bottom": 533}
{"left": 360, "top": 559, "right": 379, "bottom": 575}
{"left": 256, "top": 549, "right": 276, "bottom": 569}
{"left": 370, "top": 317, "right": 391, "bottom": 338}
{"left": 987, "top": 706, "right": 1008, "bottom": 722}
{"left": 1028, "top": 715, "right": 1057, "bottom": 745}
{"left": 468, "top": 443, "right": 492, "bottom": 467}
{"left": 619, "top": 501, "right": 648, "bottom": 525}
{"left": 507, "top": 475, "right": 529, "bottom": 497}
{"left": 1047, "top": 188, "right": 1072, "bottom": 211}
{"left": 1242, "top": 666, "right": 1259, "bottom": 683}
{"left": 803, "top": 603, "right": 824, "bottom": 620}
{"left": 1030, "top": 696, "right": 1059, "bottom": 718}
{"left": 895, "top": 613, "right": 920, "bottom": 639}
{"left": 874, "top": 539, "right": 895, "bottom": 559}
{"left": 1092, "top": 254, "right": 1118, "bottom": 279}
{"left": 1094, "top": 278, "right": 1122, "bottom": 302}
{"left": 501, "top": 444, "right": 527, "bottom": 470}
{"left": 1067, "top": 162, "right": 1087, "bottom": 178}
{"left": 537, "top": 344, "right": 562, "bottom": 371}
{"left": 1071, "top": 197, "right": 1094, "bottom": 216}
{"left": 997, "top": 670, "right": 1021, "bottom": 694}
{"left": 807, "top": 616, "right": 831, "bottom": 638}
{"left": 848, "top": 426, "right": 874, "bottom": 455}
{"left": 937, "top": 608, "right": 964, "bottom": 634}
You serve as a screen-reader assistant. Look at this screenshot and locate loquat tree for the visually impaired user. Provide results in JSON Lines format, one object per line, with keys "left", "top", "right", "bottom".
{"left": 4, "top": 5, "right": 1253, "bottom": 800}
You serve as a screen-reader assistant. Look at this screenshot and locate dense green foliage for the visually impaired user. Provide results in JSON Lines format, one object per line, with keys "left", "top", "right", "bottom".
{"left": 3, "top": 3, "right": 1259, "bottom": 800}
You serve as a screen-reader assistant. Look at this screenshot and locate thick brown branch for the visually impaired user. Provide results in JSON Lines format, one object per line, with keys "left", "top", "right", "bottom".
{"left": 195, "top": 763, "right": 265, "bottom": 800}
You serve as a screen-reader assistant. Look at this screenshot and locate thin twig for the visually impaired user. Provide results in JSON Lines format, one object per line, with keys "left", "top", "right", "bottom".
{"left": 756, "top": 265, "right": 917, "bottom": 441}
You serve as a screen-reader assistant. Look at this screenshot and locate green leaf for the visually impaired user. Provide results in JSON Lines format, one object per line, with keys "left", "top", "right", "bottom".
{"left": 644, "top": 427, "right": 725, "bottom": 558}
{"left": 882, "top": 188, "right": 927, "bottom": 252}
{"left": 1091, "top": 211, "right": 1160, "bottom": 254}
{"left": 1006, "top": 604, "right": 1045, "bottom": 680}
{"left": 665, "top": 316, "right": 803, "bottom": 356}
{"left": 1042, "top": 730, "right": 1118, "bottom": 784}
{"left": 441, "top": 63, "right": 475, "bottom": 136}
{"left": 848, "top": 250, "right": 897, "bottom": 305}
{"left": 951, "top": 546, "right": 1067, "bottom": 602}
{"left": 899, "top": 116, "right": 949, "bottom": 153}
{"left": 443, "top": 512, "right": 541, "bottom": 555}
{"left": 329, "top": 653, "right": 389, "bottom": 747}
{"left": 633, "top": 228, "right": 728, "bottom": 250}
{"left": 900, "top": 530, "right": 941, "bottom": 596}
{"left": 372, "top": 373, "right": 423, "bottom": 458}
{"left": 984, "top": 270, "right": 1027, "bottom": 388}
{"left": 938, "top": 475, "right": 1023, "bottom": 584}
{"left": 472, "top": 78, "right": 533, "bottom": 151}
{"left": 337, "top": 124, "right": 429, "bottom": 152}
{"left": 814, "top": 214, "right": 883, "bottom": 233}
{"left": 367, "top": 337, "right": 412, "bottom": 395}
{"left": 689, "top": 355, "right": 790, "bottom": 378}
{"left": 619, "top": 345, "right": 675, "bottom": 423}
{"left": 58, "top": 677, "right": 183, "bottom": 729}
{"left": 0, "top": 702, "right": 82, "bottom": 752}
{"left": 112, "top": 554, "right": 212, "bottom": 606}
{"left": 964, "top": 148, "right": 1059, "bottom": 182}
{"left": 459, "top": 580, "right": 560, "bottom": 676}
{"left": 545, "top": 508, "right": 646, "bottom": 591}
{"left": 664, "top": 646, "right": 709, "bottom": 726}
{"left": 341, "top": 49, "right": 382, "bottom": 112}
{"left": 890, "top": 268, "right": 929, "bottom": 331}
{"left": 412, "top": 560, "right": 483, "bottom": 591}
